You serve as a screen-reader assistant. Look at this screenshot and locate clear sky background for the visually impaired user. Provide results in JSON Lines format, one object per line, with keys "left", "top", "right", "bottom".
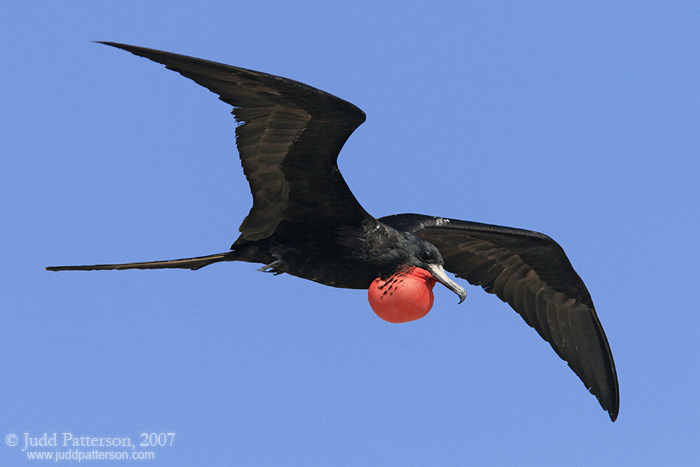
{"left": 3, "top": 2, "right": 699, "bottom": 466}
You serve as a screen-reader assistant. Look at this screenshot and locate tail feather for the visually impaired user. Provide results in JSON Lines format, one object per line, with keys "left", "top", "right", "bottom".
{"left": 46, "top": 252, "right": 236, "bottom": 272}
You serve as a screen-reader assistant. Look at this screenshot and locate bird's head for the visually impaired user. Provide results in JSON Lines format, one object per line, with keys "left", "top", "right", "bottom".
{"left": 368, "top": 234, "right": 466, "bottom": 323}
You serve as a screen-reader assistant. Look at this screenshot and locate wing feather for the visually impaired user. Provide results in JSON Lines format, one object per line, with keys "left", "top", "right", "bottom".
{"left": 99, "top": 42, "right": 370, "bottom": 241}
{"left": 380, "top": 213, "right": 619, "bottom": 421}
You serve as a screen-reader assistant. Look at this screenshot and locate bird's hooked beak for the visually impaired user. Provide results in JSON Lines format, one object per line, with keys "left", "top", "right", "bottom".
{"left": 425, "top": 263, "right": 466, "bottom": 304}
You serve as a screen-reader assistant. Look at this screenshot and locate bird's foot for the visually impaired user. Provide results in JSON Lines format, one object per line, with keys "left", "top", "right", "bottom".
{"left": 258, "top": 260, "right": 284, "bottom": 275}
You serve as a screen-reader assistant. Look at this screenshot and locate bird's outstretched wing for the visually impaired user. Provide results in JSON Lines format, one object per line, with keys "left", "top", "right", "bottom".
{"left": 100, "top": 42, "right": 371, "bottom": 241}
{"left": 379, "top": 213, "right": 619, "bottom": 421}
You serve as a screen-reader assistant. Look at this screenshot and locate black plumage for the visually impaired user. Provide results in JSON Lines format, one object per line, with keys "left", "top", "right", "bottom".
{"left": 47, "top": 43, "right": 619, "bottom": 421}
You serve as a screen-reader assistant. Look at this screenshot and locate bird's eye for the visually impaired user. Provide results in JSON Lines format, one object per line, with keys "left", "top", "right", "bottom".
{"left": 421, "top": 250, "right": 432, "bottom": 261}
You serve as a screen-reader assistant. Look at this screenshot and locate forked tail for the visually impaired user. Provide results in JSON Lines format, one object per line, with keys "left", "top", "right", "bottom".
{"left": 46, "top": 252, "right": 236, "bottom": 272}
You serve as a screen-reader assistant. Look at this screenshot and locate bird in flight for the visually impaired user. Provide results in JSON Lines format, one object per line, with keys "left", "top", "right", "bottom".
{"left": 47, "top": 42, "right": 619, "bottom": 421}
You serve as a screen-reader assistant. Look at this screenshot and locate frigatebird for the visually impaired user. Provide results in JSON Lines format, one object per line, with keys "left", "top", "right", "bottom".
{"left": 47, "top": 42, "right": 619, "bottom": 421}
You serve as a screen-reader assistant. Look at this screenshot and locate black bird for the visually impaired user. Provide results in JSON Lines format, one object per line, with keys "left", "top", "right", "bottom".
{"left": 47, "top": 42, "right": 619, "bottom": 421}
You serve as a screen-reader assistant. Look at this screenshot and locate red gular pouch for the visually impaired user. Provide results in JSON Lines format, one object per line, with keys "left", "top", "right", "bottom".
{"left": 368, "top": 266, "right": 437, "bottom": 323}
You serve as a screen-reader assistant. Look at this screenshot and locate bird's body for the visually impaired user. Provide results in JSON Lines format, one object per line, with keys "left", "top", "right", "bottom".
{"left": 48, "top": 42, "right": 619, "bottom": 421}
{"left": 232, "top": 218, "right": 435, "bottom": 289}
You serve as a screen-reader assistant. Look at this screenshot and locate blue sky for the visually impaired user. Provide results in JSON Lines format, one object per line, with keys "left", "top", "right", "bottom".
{"left": 3, "top": 2, "right": 700, "bottom": 466}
